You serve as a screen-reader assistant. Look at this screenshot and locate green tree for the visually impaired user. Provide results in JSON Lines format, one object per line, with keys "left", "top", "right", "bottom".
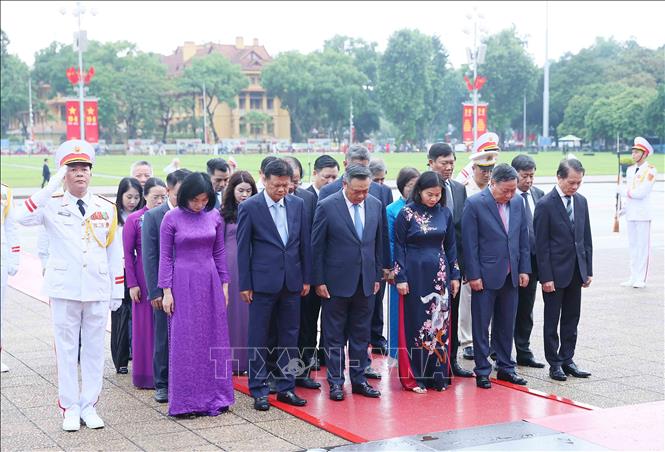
{"left": 645, "top": 82, "right": 665, "bottom": 140}
{"left": 1, "top": 54, "right": 29, "bottom": 136}
{"left": 480, "top": 27, "right": 538, "bottom": 139}
{"left": 180, "top": 53, "right": 248, "bottom": 143}
{"left": 585, "top": 87, "right": 655, "bottom": 145}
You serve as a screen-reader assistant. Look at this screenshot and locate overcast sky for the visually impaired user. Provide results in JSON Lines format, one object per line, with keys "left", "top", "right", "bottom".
{"left": 2, "top": 1, "right": 663, "bottom": 69}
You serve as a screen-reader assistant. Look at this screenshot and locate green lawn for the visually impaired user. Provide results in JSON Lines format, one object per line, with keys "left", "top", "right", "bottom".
{"left": 1, "top": 151, "right": 663, "bottom": 188}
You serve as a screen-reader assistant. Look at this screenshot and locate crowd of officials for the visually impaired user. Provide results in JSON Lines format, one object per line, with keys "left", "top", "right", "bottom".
{"left": 0, "top": 133, "right": 657, "bottom": 432}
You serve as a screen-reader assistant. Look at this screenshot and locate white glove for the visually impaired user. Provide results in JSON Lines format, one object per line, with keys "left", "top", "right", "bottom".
{"left": 7, "top": 265, "right": 18, "bottom": 277}
{"left": 46, "top": 165, "right": 68, "bottom": 194}
{"left": 109, "top": 298, "right": 122, "bottom": 311}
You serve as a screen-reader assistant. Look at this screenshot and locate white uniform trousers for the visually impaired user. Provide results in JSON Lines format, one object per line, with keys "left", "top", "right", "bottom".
{"left": 458, "top": 282, "right": 473, "bottom": 347}
{"left": 1, "top": 263, "right": 7, "bottom": 349}
{"left": 627, "top": 221, "right": 651, "bottom": 284}
{"left": 51, "top": 298, "right": 108, "bottom": 416}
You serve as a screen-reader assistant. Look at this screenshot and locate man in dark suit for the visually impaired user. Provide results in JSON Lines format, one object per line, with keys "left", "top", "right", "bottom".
{"left": 141, "top": 169, "right": 191, "bottom": 403}
{"left": 305, "top": 154, "right": 340, "bottom": 369}
{"left": 511, "top": 155, "right": 546, "bottom": 369}
{"left": 206, "top": 158, "right": 230, "bottom": 209}
{"left": 312, "top": 164, "right": 383, "bottom": 401}
{"left": 237, "top": 159, "right": 312, "bottom": 411}
{"left": 462, "top": 163, "right": 531, "bottom": 389}
{"left": 428, "top": 143, "right": 474, "bottom": 378}
{"left": 534, "top": 158, "right": 593, "bottom": 382}
{"left": 283, "top": 156, "right": 320, "bottom": 390}
{"left": 318, "top": 145, "right": 390, "bottom": 380}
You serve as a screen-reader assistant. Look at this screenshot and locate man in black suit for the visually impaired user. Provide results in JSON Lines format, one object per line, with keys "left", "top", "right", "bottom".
{"left": 305, "top": 155, "right": 340, "bottom": 369}
{"left": 141, "top": 169, "right": 191, "bottom": 403}
{"left": 283, "top": 156, "right": 320, "bottom": 390}
{"left": 534, "top": 158, "right": 593, "bottom": 382}
{"left": 312, "top": 164, "right": 383, "bottom": 401}
{"left": 511, "top": 155, "right": 546, "bottom": 369}
{"left": 318, "top": 145, "right": 390, "bottom": 380}
{"left": 237, "top": 159, "right": 312, "bottom": 411}
{"left": 427, "top": 143, "right": 474, "bottom": 378}
{"left": 206, "top": 158, "right": 230, "bottom": 209}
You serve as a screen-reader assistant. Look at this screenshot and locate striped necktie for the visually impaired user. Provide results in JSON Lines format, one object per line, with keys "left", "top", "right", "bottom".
{"left": 565, "top": 195, "right": 574, "bottom": 224}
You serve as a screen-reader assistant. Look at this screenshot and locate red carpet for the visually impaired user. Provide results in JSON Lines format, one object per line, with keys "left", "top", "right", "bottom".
{"left": 233, "top": 357, "right": 592, "bottom": 443}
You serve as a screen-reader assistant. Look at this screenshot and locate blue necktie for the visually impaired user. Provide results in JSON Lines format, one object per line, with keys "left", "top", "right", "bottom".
{"left": 565, "top": 195, "right": 574, "bottom": 224}
{"left": 353, "top": 204, "right": 363, "bottom": 239}
{"left": 272, "top": 203, "right": 288, "bottom": 245}
{"left": 77, "top": 199, "right": 86, "bottom": 217}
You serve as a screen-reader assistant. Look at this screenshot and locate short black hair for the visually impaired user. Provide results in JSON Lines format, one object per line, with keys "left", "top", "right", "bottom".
{"left": 115, "top": 177, "right": 145, "bottom": 224}
{"left": 410, "top": 171, "right": 446, "bottom": 207}
{"left": 282, "top": 156, "right": 303, "bottom": 178}
{"left": 557, "top": 158, "right": 585, "bottom": 179}
{"left": 428, "top": 142, "right": 455, "bottom": 162}
{"left": 491, "top": 163, "right": 519, "bottom": 183}
{"left": 260, "top": 156, "right": 279, "bottom": 173}
{"left": 206, "top": 158, "right": 229, "bottom": 175}
{"left": 166, "top": 169, "right": 191, "bottom": 188}
{"left": 176, "top": 172, "right": 216, "bottom": 211}
{"left": 264, "top": 158, "right": 293, "bottom": 179}
{"left": 314, "top": 155, "right": 339, "bottom": 172}
{"left": 511, "top": 154, "right": 537, "bottom": 172}
{"left": 396, "top": 167, "right": 420, "bottom": 196}
{"left": 143, "top": 177, "right": 166, "bottom": 197}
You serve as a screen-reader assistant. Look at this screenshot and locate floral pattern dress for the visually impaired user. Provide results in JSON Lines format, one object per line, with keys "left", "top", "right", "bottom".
{"left": 393, "top": 202, "right": 460, "bottom": 391}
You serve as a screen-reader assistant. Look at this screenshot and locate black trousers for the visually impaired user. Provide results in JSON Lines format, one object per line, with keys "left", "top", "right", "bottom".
{"left": 297, "top": 290, "right": 321, "bottom": 378}
{"left": 514, "top": 255, "right": 539, "bottom": 361}
{"left": 370, "top": 281, "right": 387, "bottom": 347}
{"left": 543, "top": 270, "right": 583, "bottom": 367}
{"left": 153, "top": 308, "right": 169, "bottom": 390}
{"left": 110, "top": 297, "right": 131, "bottom": 370}
{"left": 450, "top": 286, "right": 461, "bottom": 362}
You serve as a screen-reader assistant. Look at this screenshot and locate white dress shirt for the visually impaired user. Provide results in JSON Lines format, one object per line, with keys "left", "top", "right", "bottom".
{"left": 342, "top": 191, "right": 365, "bottom": 228}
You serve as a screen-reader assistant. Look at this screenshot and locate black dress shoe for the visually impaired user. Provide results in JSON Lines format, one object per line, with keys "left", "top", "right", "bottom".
{"left": 351, "top": 382, "right": 381, "bottom": 398}
{"left": 276, "top": 390, "right": 307, "bottom": 406}
{"left": 562, "top": 363, "right": 591, "bottom": 378}
{"left": 117, "top": 367, "right": 128, "bottom": 374}
{"left": 496, "top": 370, "right": 528, "bottom": 385}
{"left": 371, "top": 344, "right": 388, "bottom": 355}
{"left": 254, "top": 396, "right": 270, "bottom": 411}
{"left": 329, "top": 384, "right": 344, "bottom": 401}
{"left": 517, "top": 357, "right": 546, "bottom": 368}
{"left": 364, "top": 367, "right": 382, "bottom": 379}
{"left": 489, "top": 352, "right": 497, "bottom": 361}
{"left": 451, "top": 361, "right": 474, "bottom": 378}
{"left": 549, "top": 366, "right": 567, "bottom": 381}
{"left": 295, "top": 377, "right": 321, "bottom": 389}
{"left": 462, "top": 346, "right": 474, "bottom": 360}
{"left": 476, "top": 376, "right": 491, "bottom": 389}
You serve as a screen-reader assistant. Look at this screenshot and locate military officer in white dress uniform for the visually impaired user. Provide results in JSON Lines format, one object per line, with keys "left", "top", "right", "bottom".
{"left": 1, "top": 183, "right": 21, "bottom": 372}
{"left": 457, "top": 133, "right": 500, "bottom": 360}
{"left": 620, "top": 137, "right": 657, "bottom": 289}
{"left": 16, "top": 140, "right": 124, "bottom": 432}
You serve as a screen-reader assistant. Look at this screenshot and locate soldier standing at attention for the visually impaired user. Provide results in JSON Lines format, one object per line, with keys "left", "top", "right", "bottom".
{"left": 16, "top": 140, "right": 124, "bottom": 432}
{"left": 1, "top": 183, "right": 21, "bottom": 372}
{"left": 620, "top": 137, "right": 657, "bottom": 289}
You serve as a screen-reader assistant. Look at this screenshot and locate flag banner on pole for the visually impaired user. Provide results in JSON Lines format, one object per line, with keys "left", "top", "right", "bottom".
{"left": 65, "top": 100, "right": 99, "bottom": 143}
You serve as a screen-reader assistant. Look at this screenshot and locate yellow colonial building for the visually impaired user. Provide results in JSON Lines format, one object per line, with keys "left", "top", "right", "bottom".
{"left": 161, "top": 37, "right": 291, "bottom": 142}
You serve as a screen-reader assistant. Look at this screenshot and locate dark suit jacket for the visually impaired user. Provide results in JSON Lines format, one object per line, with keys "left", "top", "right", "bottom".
{"left": 142, "top": 202, "right": 170, "bottom": 300}
{"left": 534, "top": 188, "right": 593, "bottom": 288}
{"left": 379, "top": 183, "right": 393, "bottom": 207}
{"left": 237, "top": 192, "right": 311, "bottom": 294}
{"left": 294, "top": 187, "right": 317, "bottom": 228}
{"left": 306, "top": 184, "right": 319, "bottom": 202}
{"left": 448, "top": 179, "right": 467, "bottom": 273}
{"left": 462, "top": 188, "right": 531, "bottom": 290}
{"left": 524, "top": 186, "right": 544, "bottom": 255}
{"left": 312, "top": 191, "right": 383, "bottom": 298}
{"left": 318, "top": 178, "right": 391, "bottom": 269}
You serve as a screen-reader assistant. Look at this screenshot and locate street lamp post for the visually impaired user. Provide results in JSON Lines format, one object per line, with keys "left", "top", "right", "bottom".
{"left": 61, "top": 2, "right": 95, "bottom": 141}
{"left": 464, "top": 8, "right": 487, "bottom": 150}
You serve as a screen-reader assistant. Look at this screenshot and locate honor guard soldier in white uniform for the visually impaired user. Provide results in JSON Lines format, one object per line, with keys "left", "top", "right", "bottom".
{"left": 620, "top": 137, "right": 657, "bottom": 288}
{"left": 1, "top": 183, "right": 21, "bottom": 372}
{"left": 458, "top": 132, "right": 500, "bottom": 360}
{"left": 16, "top": 140, "right": 124, "bottom": 431}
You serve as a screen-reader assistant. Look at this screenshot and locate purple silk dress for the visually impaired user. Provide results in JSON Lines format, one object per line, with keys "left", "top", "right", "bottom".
{"left": 158, "top": 207, "right": 234, "bottom": 416}
{"left": 123, "top": 206, "right": 154, "bottom": 389}
{"left": 223, "top": 220, "right": 249, "bottom": 373}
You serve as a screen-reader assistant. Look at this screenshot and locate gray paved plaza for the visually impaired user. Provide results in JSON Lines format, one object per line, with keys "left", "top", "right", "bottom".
{"left": 1, "top": 181, "right": 663, "bottom": 451}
